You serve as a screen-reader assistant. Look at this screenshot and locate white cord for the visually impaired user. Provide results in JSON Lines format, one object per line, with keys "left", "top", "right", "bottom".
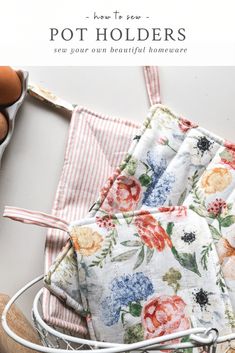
{"left": 2, "top": 275, "right": 235, "bottom": 353}
{"left": 33, "top": 288, "right": 211, "bottom": 349}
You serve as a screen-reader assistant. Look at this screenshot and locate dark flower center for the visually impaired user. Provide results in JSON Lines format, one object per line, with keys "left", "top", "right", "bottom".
{"left": 181, "top": 231, "right": 196, "bottom": 244}
{"left": 196, "top": 137, "right": 213, "bottom": 156}
{"left": 193, "top": 289, "right": 211, "bottom": 310}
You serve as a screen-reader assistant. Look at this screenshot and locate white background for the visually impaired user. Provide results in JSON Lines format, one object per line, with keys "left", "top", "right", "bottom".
{"left": 0, "top": 66, "right": 235, "bottom": 318}
{"left": 0, "top": 0, "right": 235, "bottom": 65}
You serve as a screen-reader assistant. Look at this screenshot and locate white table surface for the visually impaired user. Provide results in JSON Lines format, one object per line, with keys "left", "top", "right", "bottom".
{"left": 0, "top": 66, "right": 235, "bottom": 318}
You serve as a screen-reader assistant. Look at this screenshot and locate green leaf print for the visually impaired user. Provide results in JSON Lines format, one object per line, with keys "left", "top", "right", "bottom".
{"left": 208, "top": 224, "right": 221, "bottom": 241}
{"left": 166, "top": 222, "right": 201, "bottom": 276}
{"left": 190, "top": 170, "right": 207, "bottom": 211}
{"left": 166, "top": 222, "right": 174, "bottom": 236}
{"left": 220, "top": 215, "right": 235, "bottom": 227}
{"left": 121, "top": 240, "right": 142, "bottom": 247}
{"left": 146, "top": 247, "right": 154, "bottom": 264}
{"left": 189, "top": 204, "right": 207, "bottom": 218}
{"left": 171, "top": 247, "right": 201, "bottom": 277}
{"left": 90, "top": 229, "right": 117, "bottom": 268}
{"left": 123, "top": 323, "right": 144, "bottom": 343}
{"left": 126, "top": 157, "right": 138, "bottom": 176}
{"left": 139, "top": 174, "right": 152, "bottom": 187}
{"left": 129, "top": 302, "right": 142, "bottom": 317}
{"left": 111, "top": 249, "right": 138, "bottom": 262}
{"left": 200, "top": 243, "right": 213, "bottom": 271}
{"left": 133, "top": 246, "right": 145, "bottom": 270}
{"left": 178, "top": 188, "right": 187, "bottom": 205}
{"left": 216, "top": 268, "right": 227, "bottom": 294}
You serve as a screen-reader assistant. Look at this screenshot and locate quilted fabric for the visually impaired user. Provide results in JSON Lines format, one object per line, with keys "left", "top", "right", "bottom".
{"left": 69, "top": 207, "right": 234, "bottom": 344}
{"left": 43, "top": 106, "right": 140, "bottom": 332}
{"left": 45, "top": 104, "right": 235, "bottom": 327}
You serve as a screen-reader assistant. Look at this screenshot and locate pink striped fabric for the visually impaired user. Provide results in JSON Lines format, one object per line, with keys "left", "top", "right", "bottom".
{"left": 3, "top": 67, "right": 161, "bottom": 332}
{"left": 3, "top": 206, "right": 69, "bottom": 232}
{"left": 143, "top": 66, "right": 161, "bottom": 106}
{"left": 42, "top": 106, "right": 140, "bottom": 332}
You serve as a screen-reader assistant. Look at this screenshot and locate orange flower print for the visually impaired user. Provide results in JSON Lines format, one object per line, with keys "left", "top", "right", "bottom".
{"left": 142, "top": 295, "right": 190, "bottom": 339}
{"left": 134, "top": 211, "right": 172, "bottom": 251}
{"left": 201, "top": 168, "right": 232, "bottom": 194}
{"left": 70, "top": 226, "right": 103, "bottom": 256}
{"left": 101, "top": 175, "right": 141, "bottom": 213}
{"left": 217, "top": 237, "right": 235, "bottom": 280}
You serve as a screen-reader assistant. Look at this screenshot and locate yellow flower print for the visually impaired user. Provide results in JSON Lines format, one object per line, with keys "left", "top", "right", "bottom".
{"left": 201, "top": 167, "right": 232, "bottom": 194}
{"left": 70, "top": 226, "right": 103, "bottom": 256}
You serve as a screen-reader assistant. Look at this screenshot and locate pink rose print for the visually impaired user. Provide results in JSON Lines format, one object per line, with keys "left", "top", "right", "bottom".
{"left": 224, "top": 140, "right": 235, "bottom": 152}
{"left": 158, "top": 136, "right": 169, "bottom": 145}
{"left": 134, "top": 211, "right": 172, "bottom": 251}
{"left": 142, "top": 295, "right": 190, "bottom": 340}
{"left": 101, "top": 175, "right": 141, "bottom": 213}
{"left": 158, "top": 206, "right": 187, "bottom": 218}
{"left": 100, "top": 167, "right": 121, "bottom": 201}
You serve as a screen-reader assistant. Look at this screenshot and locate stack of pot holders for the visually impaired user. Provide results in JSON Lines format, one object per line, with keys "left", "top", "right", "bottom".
{"left": 4, "top": 67, "right": 235, "bottom": 348}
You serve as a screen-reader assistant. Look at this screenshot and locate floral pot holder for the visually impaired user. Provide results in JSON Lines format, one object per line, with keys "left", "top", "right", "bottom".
{"left": 67, "top": 206, "right": 234, "bottom": 343}
{"left": 4, "top": 103, "right": 235, "bottom": 343}
{"left": 40, "top": 103, "right": 235, "bottom": 318}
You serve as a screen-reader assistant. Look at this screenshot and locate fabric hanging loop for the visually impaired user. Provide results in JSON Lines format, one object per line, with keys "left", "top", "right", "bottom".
{"left": 3, "top": 206, "right": 69, "bottom": 233}
{"left": 143, "top": 66, "right": 161, "bottom": 106}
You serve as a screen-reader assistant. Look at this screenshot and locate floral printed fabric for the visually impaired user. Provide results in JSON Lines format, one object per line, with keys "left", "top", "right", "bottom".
{"left": 45, "top": 104, "right": 235, "bottom": 333}
{"left": 183, "top": 142, "right": 235, "bottom": 308}
{"left": 90, "top": 104, "right": 235, "bottom": 315}
{"left": 69, "top": 207, "right": 234, "bottom": 344}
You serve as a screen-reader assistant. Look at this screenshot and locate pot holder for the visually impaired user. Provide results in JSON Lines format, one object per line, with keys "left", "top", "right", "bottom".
{"left": 4, "top": 82, "right": 140, "bottom": 334}
{"left": 42, "top": 106, "right": 139, "bottom": 333}
{"left": 43, "top": 101, "right": 235, "bottom": 317}
{"left": 183, "top": 142, "right": 235, "bottom": 307}
{"left": 4, "top": 206, "right": 234, "bottom": 346}
{"left": 68, "top": 206, "right": 234, "bottom": 344}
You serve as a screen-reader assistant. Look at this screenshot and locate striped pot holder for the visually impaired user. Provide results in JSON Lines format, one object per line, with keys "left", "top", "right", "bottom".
{"left": 41, "top": 107, "right": 139, "bottom": 333}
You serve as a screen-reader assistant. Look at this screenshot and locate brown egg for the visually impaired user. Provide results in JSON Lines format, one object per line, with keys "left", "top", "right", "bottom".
{"left": 0, "top": 66, "right": 22, "bottom": 106}
{"left": 0, "top": 112, "right": 8, "bottom": 142}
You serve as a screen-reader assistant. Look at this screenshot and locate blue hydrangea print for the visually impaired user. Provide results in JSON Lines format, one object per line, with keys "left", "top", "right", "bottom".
{"left": 143, "top": 151, "right": 175, "bottom": 206}
{"left": 145, "top": 150, "right": 167, "bottom": 180}
{"left": 101, "top": 296, "right": 122, "bottom": 326}
{"left": 101, "top": 272, "right": 154, "bottom": 326}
